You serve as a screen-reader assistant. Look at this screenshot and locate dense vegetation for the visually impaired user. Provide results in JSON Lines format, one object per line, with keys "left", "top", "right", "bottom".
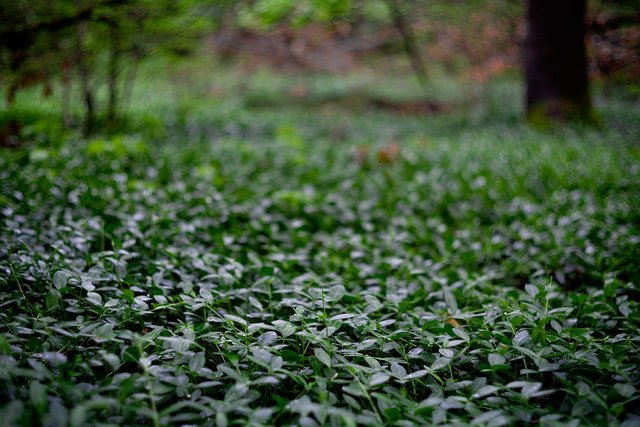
{"left": 1, "top": 62, "right": 639, "bottom": 426}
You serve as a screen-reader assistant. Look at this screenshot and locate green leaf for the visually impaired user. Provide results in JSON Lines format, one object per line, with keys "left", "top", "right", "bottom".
{"left": 0, "top": 334, "right": 10, "bottom": 355}
{"left": 53, "top": 271, "right": 69, "bottom": 289}
{"left": 512, "top": 330, "right": 530, "bottom": 346}
{"left": 86, "top": 292, "right": 102, "bottom": 305}
{"left": 431, "top": 357, "right": 451, "bottom": 371}
{"left": 452, "top": 328, "right": 470, "bottom": 342}
{"left": 369, "top": 373, "right": 390, "bottom": 386}
{"left": 390, "top": 362, "right": 406, "bottom": 378}
{"left": 258, "top": 331, "right": 278, "bottom": 347}
{"left": 613, "top": 383, "right": 636, "bottom": 398}
{"left": 473, "top": 385, "right": 500, "bottom": 399}
{"left": 405, "top": 369, "right": 428, "bottom": 380}
{"left": 29, "top": 382, "right": 48, "bottom": 414}
{"left": 94, "top": 323, "right": 114, "bottom": 337}
{"left": 329, "top": 284, "right": 346, "bottom": 301}
{"left": 314, "top": 348, "right": 331, "bottom": 367}
{"left": 70, "top": 405, "right": 87, "bottom": 427}
{"left": 488, "top": 353, "right": 506, "bottom": 366}
{"left": 189, "top": 352, "right": 206, "bottom": 372}
{"left": 249, "top": 296, "right": 263, "bottom": 310}
{"left": 114, "top": 262, "right": 127, "bottom": 280}
{"left": 121, "top": 346, "right": 142, "bottom": 363}
{"left": 29, "top": 148, "right": 50, "bottom": 162}
{"left": 224, "top": 314, "right": 247, "bottom": 326}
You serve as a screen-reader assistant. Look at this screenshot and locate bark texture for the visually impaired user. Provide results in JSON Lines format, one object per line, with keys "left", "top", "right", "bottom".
{"left": 525, "top": 0, "right": 594, "bottom": 123}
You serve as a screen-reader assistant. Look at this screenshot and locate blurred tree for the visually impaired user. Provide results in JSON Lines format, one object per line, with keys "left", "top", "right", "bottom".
{"left": 384, "top": 0, "right": 428, "bottom": 88}
{"left": 0, "top": 0, "right": 216, "bottom": 136}
{"left": 524, "top": 0, "right": 595, "bottom": 124}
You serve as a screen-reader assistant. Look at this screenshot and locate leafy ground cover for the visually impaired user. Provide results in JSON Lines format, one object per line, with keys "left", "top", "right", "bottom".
{"left": 1, "top": 63, "right": 640, "bottom": 426}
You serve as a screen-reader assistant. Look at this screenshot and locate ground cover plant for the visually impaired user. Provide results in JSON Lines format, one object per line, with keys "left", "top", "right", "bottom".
{"left": 1, "top": 63, "right": 640, "bottom": 426}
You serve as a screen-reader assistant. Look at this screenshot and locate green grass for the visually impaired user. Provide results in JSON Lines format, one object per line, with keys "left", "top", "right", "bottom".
{"left": 1, "top": 59, "right": 639, "bottom": 426}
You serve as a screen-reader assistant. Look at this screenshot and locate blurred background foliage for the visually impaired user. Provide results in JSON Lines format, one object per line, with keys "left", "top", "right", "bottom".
{"left": 0, "top": 0, "right": 639, "bottom": 141}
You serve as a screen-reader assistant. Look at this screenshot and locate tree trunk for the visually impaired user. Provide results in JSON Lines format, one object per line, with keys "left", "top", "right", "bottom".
{"left": 76, "top": 22, "right": 95, "bottom": 136}
{"left": 62, "top": 58, "right": 73, "bottom": 128}
{"left": 524, "top": 0, "right": 594, "bottom": 124}
{"left": 385, "top": 0, "right": 428, "bottom": 90}
{"left": 107, "top": 22, "right": 121, "bottom": 124}
{"left": 121, "top": 51, "right": 140, "bottom": 115}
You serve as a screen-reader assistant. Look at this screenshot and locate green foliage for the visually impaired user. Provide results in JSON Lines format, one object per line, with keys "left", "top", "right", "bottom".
{"left": 527, "top": 100, "right": 601, "bottom": 129}
{"left": 1, "top": 65, "right": 640, "bottom": 425}
{"left": 0, "top": 0, "right": 221, "bottom": 133}
{"left": 237, "top": 0, "right": 352, "bottom": 29}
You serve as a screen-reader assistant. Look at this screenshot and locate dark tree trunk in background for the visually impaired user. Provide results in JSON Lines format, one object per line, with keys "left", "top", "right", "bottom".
{"left": 76, "top": 22, "right": 95, "bottom": 136}
{"left": 525, "top": 0, "right": 594, "bottom": 123}
{"left": 385, "top": 0, "right": 428, "bottom": 89}
{"left": 107, "top": 23, "right": 121, "bottom": 123}
{"left": 62, "top": 59, "right": 73, "bottom": 128}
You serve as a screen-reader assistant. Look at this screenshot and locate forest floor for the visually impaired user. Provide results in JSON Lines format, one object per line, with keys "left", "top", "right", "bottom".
{"left": 1, "top": 58, "right": 640, "bottom": 426}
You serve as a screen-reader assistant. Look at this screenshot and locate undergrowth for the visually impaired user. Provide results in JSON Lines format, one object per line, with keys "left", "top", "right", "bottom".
{"left": 1, "top": 63, "right": 639, "bottom": 426}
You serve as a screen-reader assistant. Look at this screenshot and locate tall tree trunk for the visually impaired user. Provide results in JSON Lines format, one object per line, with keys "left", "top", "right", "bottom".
{"left": 121, "top": 52, "right": 140, "bottom": 115}
{"left": 107, "top": 22, "right": 121, "bottom": 124}
{"left": 76, "top": 21, "right": 95, "bottom": 136}
{"left": 385, "top": 0, "right": 428, "bottom": 89}
{"left": 62, "top": 58, "right": 73, "bottom": 128}
{"left": 524, "top": 0, "right": 594, "bottom": 124}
